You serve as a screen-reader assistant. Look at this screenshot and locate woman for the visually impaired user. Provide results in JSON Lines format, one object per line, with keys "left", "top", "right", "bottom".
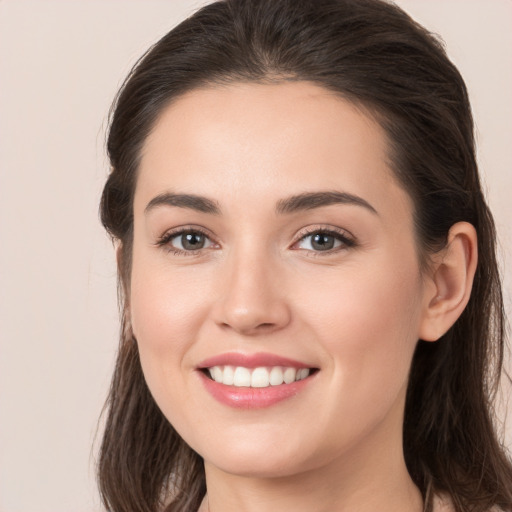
{"left": 97, "top": 0, "right": 512, "bottom": 511}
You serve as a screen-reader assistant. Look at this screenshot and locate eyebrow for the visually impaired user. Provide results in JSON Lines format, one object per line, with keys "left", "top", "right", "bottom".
{"left": 145, "top": 192, "right": 221, "bottom": 215}
{"left": 144, "top": 190, "right": 378, "bottom": 216}
{"left": 275, "top": 190, "right": 378, "bottom": 215}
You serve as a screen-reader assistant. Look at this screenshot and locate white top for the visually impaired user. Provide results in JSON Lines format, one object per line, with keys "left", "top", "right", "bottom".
{"left": 433, "top": 494, "right": 501, "bottom": 512}
{"left": 433, "top": 494, "right": 455, "bottom": 512}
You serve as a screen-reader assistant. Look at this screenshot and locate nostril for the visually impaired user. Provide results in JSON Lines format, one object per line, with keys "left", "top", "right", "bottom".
{"left": 219, "top": 320, "right": 277, "bottom": 333}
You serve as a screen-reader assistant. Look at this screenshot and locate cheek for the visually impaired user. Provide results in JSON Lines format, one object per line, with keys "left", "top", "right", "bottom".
{"left": 131, "top": 250, "right": 206, "bottom": 335}
{"left": 128, "top": 257, "right": 217, "bottom": 436}
{"left": 129, "top": 251, "right": 213, "bottom": 384}
{"left": 296, "top": 254, "right": 423, "bottom": 391}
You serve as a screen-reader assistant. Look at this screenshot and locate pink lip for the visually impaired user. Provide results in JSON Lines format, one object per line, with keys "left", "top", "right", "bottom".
{"left": 197, "top": 352, "right": 312, "bottom": 370}
{"left": 198, "top": 371, "right": 316, "bottom": 409}
{"left": 196, "top": 352, "right": 318, "bottom": 409}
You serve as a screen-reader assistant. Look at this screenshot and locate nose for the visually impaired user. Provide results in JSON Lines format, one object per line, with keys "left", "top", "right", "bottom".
{"left": 214, "top": 249, "right": 291, "bottom": 336}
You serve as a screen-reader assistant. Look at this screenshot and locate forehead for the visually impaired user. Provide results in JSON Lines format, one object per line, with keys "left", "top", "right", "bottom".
{"left": 135, "top": 81, "right": 411, "bottom": 220}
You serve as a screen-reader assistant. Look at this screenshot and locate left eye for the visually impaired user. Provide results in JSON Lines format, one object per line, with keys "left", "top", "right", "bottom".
{"left": 296, "top": 231, "right": 350, "bottom": 252}
{"left": 169, "top": 231, "right": 214, "bottom": 251}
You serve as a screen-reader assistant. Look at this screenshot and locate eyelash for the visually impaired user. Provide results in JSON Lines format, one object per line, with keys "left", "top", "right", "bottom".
{"left": 155, "top": 225, "right": 356, "bottom": 257}
{"left": 293, "top": 226, "right": 356, "bottom": 256}
{"left": 155, "top": 226, "right": 218, "bottom": 256}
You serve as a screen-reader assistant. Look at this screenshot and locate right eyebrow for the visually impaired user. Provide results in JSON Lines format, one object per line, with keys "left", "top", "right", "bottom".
{"left": 275, "top": 190, "right": 378, "bottom": 216}
{"left": 144, "top": 192, "right": 221, "bottom": 215}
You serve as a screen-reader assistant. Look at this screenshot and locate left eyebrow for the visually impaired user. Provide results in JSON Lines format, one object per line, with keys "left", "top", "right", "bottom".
{"left": 275, "top": 191, "right": 378, "bottom": 216}
{"left": 144, "top": 192, "right": 221, "bottom": 215}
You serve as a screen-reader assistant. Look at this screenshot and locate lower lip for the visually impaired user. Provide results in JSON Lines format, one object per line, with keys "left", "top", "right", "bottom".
{"left": 198, "top": 371, "right": 315, "bottom": 409}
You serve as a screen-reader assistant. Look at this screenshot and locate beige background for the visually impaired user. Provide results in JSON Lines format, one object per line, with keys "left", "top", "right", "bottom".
{"left": 0, "top": 1, "right": 510, "bottom": 511}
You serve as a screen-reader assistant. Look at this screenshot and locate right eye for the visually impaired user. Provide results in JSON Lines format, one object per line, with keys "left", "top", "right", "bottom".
{"left": 157, "top": 229, "right": 216, "bottom": 255}
{"left": 171, "top": 231, "right": 212, "bottom": 251}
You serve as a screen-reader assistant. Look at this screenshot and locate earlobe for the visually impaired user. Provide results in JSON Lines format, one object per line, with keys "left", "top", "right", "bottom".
{"left": 419, "top": 222, "right": 478, "bottom": 342}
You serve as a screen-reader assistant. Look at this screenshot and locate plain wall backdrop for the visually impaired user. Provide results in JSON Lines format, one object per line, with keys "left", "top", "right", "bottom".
{"left": 0, "top": 1, "right": 510, "bottom": 511}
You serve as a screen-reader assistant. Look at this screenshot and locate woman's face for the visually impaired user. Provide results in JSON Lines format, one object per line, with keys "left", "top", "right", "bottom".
{"left": 130, "top": 82, "right": 432, "bottom": 478}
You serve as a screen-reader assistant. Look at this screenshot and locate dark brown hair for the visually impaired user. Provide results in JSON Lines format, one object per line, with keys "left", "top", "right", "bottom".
{"left": 98, "top": 1, "right": 512, "bottom": 511}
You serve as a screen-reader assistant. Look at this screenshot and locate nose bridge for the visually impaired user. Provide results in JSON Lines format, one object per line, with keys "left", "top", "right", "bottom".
{"left": 216, "top": 238, "right": 290, "bottom": 334}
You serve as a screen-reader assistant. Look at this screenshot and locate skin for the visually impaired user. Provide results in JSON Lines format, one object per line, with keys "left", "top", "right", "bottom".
{"left": 129, "top": 81, "right": 477, "bottom": 512}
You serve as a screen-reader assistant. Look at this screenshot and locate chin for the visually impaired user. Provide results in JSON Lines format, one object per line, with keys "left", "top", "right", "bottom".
{"left": 199, "top": 435, "right": 321, "bottom": 479}
{"left": 207, "top": 455, "right": 304, "bottom": 479}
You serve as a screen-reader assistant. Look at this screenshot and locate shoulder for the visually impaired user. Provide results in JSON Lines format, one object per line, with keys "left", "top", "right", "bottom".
{"left": 433, "top": 494, "right": 505, "bottom": 512}
{"left": 433, "top": 494, "right": 455, "bottom": 512}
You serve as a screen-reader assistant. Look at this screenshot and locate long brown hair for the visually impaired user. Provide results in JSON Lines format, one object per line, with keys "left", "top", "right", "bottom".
{"left": 98, "top": 1, "right": 512, "bottom": 511}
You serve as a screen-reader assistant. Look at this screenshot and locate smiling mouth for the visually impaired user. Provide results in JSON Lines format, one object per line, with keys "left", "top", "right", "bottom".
{"left": 203, "top": 365, "right": 317, "bottom": 388}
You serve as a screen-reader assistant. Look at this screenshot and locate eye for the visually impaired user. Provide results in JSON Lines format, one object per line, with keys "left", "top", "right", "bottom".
{"left": 157, "top": 228, "right": 216, "bottom": 254}
{"left": 295, "top": 229, "right": 355, "bottom": 252}
{"left": 173, "top": 231, "right": 211, "bottom": 251}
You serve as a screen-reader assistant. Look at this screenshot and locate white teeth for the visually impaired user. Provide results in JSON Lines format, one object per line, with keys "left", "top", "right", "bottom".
{"left": 223, "top": 365, "right": 235, "bottom": 385}
{"left": 212, "top": 366, "right": 223, "bottom": 383}
{"left": 269, "top": 366, "right": 284, "bottom": 386}
{"left": 296, "top": 368, "right": 310, "bottom": 381}
{"left": 233, "top": 366, "right": 251, "bottom": 387}
{"left": 283, "top": 367, "right": 296, "bottom": 384}
{"left": 207, "top": 366, "right": 312, "bottom": 387}
{"left": 251, "top": 367, "right": 270, "bottom": 388}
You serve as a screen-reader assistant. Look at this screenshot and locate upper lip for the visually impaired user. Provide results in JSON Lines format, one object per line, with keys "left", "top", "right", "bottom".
{"left": 197, "top": 352, "right": 315, "bottom": 370}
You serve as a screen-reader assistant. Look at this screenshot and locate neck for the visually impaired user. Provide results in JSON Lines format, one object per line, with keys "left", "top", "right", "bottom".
{"left": 199, "top": 396, "right": 423, "bottom": 512}
{"left": 201, "top": 461, "right": 421, "bottom": 512}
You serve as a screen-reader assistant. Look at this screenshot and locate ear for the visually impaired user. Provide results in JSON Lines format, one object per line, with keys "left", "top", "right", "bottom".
{"left": 419, "top": 222, "right": 478, "bottom": 342}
